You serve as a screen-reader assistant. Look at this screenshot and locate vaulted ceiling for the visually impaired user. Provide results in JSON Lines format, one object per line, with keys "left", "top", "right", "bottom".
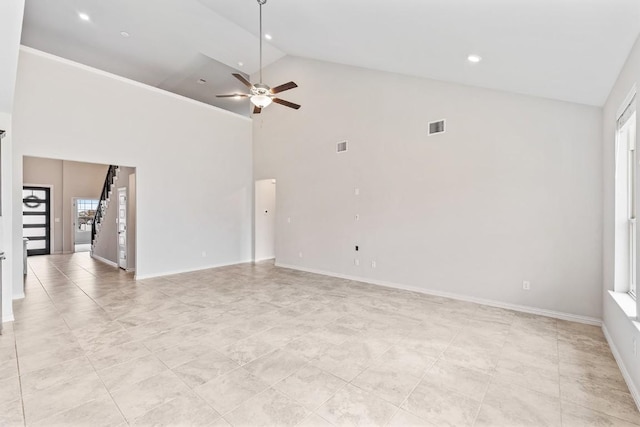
{"left": 20, "top": 0, "right": 640, "bottom": 115}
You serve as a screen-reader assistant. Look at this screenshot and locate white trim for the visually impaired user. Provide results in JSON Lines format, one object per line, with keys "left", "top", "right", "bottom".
{"left": 2, "top": 314, "right": 14, "bottom": 322}
{"left": 602, "top": 324, "right": 640, "bottom": 411}
{"left": 19, "top": 46, "right": 252, "bottom": 123}
{"left": 126, "top": 268, "right": 136, "bottom": 273}
{"left": 275, "top": 262, "right": 602, "bottom": 326}
{"left": 11, "top": 292, "right": 24, "bottom": 300}
{"left": 135, "top": 259, "right": 253, "bottom": 280}
{"left": 254, "top": 257, "right": 275, "bottom": 262}
{"left": 91, "top": 253, "right": 118, "bottom": 268}
{"left": 617, "top": 84, "right": 638, "bottom": 121}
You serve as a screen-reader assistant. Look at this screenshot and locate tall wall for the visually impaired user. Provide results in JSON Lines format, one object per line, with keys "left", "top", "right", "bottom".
{"left": 1, "top": 113, "right": 14, "bottom": 319}
{"left": 11, "top": 47, "right": 253, "bottom": 288}
{"left": 602, "top": 34, "right": 640, "bottom": 407}
{"left": 254, "top": 56, "right": 603, "bottom": 320}
{"left": 0, "top": 0, "right": 25, "bottom": 320}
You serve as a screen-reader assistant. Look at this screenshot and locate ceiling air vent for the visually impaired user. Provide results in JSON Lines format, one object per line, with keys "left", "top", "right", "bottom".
{"left": 428, "top": 119, "right": 446, "bottom": 136}
{"left": 337, "top": 141, "right": 348, "bottom": 153}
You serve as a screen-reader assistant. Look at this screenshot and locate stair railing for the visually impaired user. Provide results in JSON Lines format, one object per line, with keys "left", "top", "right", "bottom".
{"left": 91, "top": 165, "right": 119, "bottom": 245}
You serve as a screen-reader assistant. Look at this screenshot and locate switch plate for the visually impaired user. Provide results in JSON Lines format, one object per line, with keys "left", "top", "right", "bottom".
{"left": 354, "top": 259, "right": 359, "bottom": 266}
{"left": 522, "top": 281, "right": 531, "bottom": 290}
{"left": 354, "top": 188, "right": 360, "bottom": 196}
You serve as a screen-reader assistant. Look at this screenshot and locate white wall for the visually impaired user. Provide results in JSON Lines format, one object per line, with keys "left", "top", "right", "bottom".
{"left": 602, "top": 33, "right": 640, "bottom": 406}
{"left": 255, "top": 179, "right": 276, "bottom": 261}
{"left": 0, "top": 113, "right": 14, "bottom": 320}
{"left": 0, "top": 0, "right": 24, "bottom": 322}
{"left": 254, "top": 56, "right": 603, "bottom": 320}
{"left": 0, "top": 0, "right": 24, "bottom": 114}
{"left": 11, "top": 47, "right": 253, "bottom": 286}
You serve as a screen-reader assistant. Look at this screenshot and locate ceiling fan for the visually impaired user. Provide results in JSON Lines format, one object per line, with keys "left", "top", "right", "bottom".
{"left": 216, "top": 0, "right": 300, "bottom": 114}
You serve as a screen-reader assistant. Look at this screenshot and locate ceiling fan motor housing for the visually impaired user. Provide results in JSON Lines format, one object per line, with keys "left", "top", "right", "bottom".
{"left": 252, "top": 83, "right": 272, "bottom": 96}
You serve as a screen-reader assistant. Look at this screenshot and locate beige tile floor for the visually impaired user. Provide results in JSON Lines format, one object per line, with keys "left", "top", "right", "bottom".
{"left": 0, "top": 253, "right": 639, "bottom": 426}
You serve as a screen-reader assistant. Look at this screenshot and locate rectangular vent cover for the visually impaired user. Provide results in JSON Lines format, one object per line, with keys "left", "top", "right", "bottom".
{"left": 428, "top": 119, "right": 446, "bottom": 136}
{"left": 337, "top": 141, "right": 348, "bottom": 153}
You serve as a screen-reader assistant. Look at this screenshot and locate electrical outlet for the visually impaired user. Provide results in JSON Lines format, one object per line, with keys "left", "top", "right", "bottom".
{"left": 354, "top": 259, "right": 359, "bottom": 266}
{"left": 522, "top": 280, "right": 531, "bottom": 290}
{"left": 371, "top": 260, "right": 377, "bottom": 268}
{"left": 355, "top": 214, "right": 360, "bottom": 221}
{"left": 287, "top": 217, "right": 291, "bottom": 223}
{"left": 354, "top": 188, "right": 360, "bottom": 196}
{"left": 298, "top": 251, "right": 303, "bottom": 258}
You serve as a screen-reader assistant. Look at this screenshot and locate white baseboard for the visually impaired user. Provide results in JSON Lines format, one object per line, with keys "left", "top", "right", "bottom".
{"left": 254, "top": 257, "right": 275, "bottom": 262}
{"left": 602, "top": 324, "right": 640, "bottom": 411}
{"left": 275, "top": 262, "right": 602, "bottom": 326}
{"left": 126, "top": 267, "right": 136, "bottom": 273}
{"left": 12, "top": 292, "right": 25, "bottom": 300}
{"left": 91, "top": 254, "right": 118, "bottom": 268}
{"left": 135, "top": 259, "right": 253, "bottom": 281}
{"left": 2, "top": 314, "right": 14, "bottom": 322}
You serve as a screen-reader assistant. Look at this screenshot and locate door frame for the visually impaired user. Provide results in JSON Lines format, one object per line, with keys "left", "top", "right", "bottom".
{"left": 117, "top": 187, "right": 128, "bottom": 270}
{"left": 23, "top": 183, "right": 54, "bottom": 255}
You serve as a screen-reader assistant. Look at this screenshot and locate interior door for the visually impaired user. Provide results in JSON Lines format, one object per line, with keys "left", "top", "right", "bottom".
{"left": 23, "top": 186, "right": 51, "bottom": 256}
{"left": 117, "top": 187, "right": 127, "bottom": 269}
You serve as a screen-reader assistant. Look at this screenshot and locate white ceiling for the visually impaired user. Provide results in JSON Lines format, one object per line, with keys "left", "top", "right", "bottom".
{"left": 21, "top": 0, "right": 640, "bottom": 109}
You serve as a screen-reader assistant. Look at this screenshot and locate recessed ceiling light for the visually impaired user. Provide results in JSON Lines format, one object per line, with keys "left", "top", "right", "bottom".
{"left": 120, "top": 31, "right": 130, "bottom": 38}
{"left": 264, "top": 34, "right": 272, "bottom": 40}
{"left": 197, "top": 78, "right": 207, "bottom": 85}
{"left": 78, "top": 12, "right": 91, "bottom": 21}
{"left": 467, "top": 54, "right": 482, "bottom": 63}
{"left": 238, "top": 61, "right": 244, "bottom": 67}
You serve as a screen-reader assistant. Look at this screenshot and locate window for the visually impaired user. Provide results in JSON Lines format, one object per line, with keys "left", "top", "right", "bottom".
{"left": 616, "top": 95, "right": 637, "bottom": 298}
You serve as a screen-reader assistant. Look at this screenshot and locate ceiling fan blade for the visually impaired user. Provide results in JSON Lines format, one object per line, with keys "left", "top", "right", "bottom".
{"left": 270, "top": 81, "right": 298, "bottom": 94}
{"left": 216, "top": 94, "right": 250, "bottom": 98}
{"left": 232, "top": 73, "right": 253, "bottom": 89}
{"left": 253, "top": 106, "right": 262, "bottom": 114}
{"left": 272, "top": 98, "right": 301, "bottom": 110}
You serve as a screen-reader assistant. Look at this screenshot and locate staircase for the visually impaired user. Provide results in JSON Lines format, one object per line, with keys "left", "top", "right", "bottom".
{"left": 91, "top": 165, "right": 119, "bottom": 252}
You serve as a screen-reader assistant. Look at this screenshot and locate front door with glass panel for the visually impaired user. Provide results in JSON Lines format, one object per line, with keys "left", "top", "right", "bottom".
{"left": 23, "top": 186, "right": 51, "bottom": 256}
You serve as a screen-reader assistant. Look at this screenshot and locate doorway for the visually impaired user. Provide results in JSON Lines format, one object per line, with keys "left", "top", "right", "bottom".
{"left": 73, "top": 198, "right": 99, "bottom": 252}
{"left": 23, "top": 186, "right": 51, "bottom": 256}
{"left": 255, "top": 179, "right": 276, "bottom": 261}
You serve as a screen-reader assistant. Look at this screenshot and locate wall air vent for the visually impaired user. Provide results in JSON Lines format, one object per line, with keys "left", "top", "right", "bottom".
{"left": 428, "top": 119, "right": 446, "bottom": 136}
{"left": 337, "top": 141, "right": 348, "bottom": 153}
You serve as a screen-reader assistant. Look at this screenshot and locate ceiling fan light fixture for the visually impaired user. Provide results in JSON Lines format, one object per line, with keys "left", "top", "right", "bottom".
{"left": 250, "top": 95, "right": 273, "bottom": 108}
{"left": 215, "top": 0, "right": 300, "bottom": 114}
